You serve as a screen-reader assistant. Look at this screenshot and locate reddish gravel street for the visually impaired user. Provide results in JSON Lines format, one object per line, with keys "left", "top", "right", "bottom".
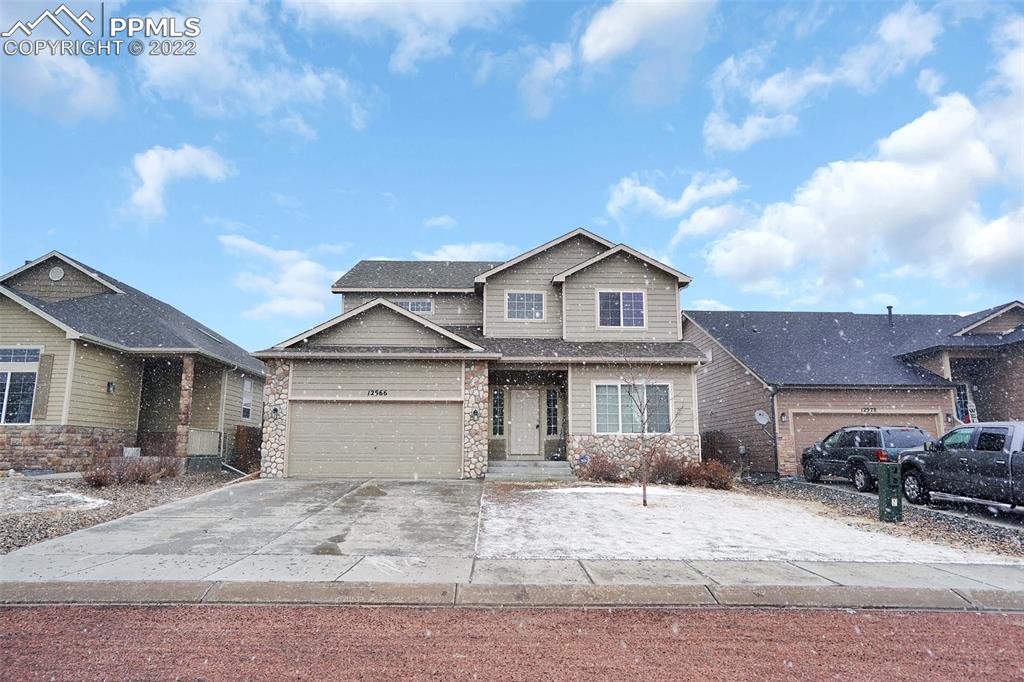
{"left": 2, "top": 606, "right": 1023, "bottom": 681}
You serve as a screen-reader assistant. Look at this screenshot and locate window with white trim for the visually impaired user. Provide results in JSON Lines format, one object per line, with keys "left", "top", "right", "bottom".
{"left": 506, "top": 292, "right": 544, "bottom": 320}
{"left": 0, "top": 347, "right": 40, "bottom": 425}
{"left": 241, "top": 378, "right": 254, "bottom": 420}
{"left": 598, "top": 291, "right": 645, "bottom": 327}
{"left": 395, "top": 299, "right": 433, "bottom": 315}
{"left": 594, "top": 383, "right": 671, "bottom": 434}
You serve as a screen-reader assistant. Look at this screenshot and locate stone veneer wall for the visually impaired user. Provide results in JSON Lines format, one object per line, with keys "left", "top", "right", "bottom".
{"left": 0, "top": 426, "right": 138, "bottom": 472}
{"left": 259, "top": 359, "right": 290, "bottom": 478}
{"left": 462, "top": 361, "right": 489, "bottom": 479}
{"left": 565, "top": 434, "right": 701, "bottom": 479}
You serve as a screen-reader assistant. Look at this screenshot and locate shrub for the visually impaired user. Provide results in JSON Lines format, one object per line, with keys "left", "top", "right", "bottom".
{"left": 83, "top": 466, "right": 115, "bottom": 488}
{"left": 700, "top": 460, "right": 734, "bottom": 490}
{"left": 579, "top": 453, "right": 623, "bottom": 483}
{"left": 650, "top": 452, "right": 683, "bottom": 485}
{"left": 676, "top": 460, "right": 734, "bottom": 490}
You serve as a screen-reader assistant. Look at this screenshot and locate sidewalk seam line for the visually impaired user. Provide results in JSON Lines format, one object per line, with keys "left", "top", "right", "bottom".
{"left": 578, "top": 560, "right": 596, "bottom": 585}
{"left": 927, "top": 564, "right": 1004, "bottom": 590}
{"left": 786, "top": 561, "right": 843, "bottom": 586}
{"left": 335, "top": 555, "right": 365, "bottom": 581}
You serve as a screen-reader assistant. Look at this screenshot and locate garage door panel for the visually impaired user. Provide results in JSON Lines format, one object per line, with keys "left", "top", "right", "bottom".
{"left": 792, "top": 412, "right": 941, "bottom": 455}
{"left": 291, "top": 360, "right": 462, "bottom": 401}
{"left": 289, "top": 401, "right": 462, "bottom": 478}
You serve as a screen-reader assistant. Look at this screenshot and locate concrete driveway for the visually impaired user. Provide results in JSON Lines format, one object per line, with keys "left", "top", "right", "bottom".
{"left": 2, "top": 479, "right": 483, "bottom": 583}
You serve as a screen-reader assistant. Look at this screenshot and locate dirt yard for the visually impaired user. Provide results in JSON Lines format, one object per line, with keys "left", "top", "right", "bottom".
{"left": 3, "top": 605, "right": 1022, "bottom": 681}
{"left": 0, "top": 474, "right": 232, "bottom": 554}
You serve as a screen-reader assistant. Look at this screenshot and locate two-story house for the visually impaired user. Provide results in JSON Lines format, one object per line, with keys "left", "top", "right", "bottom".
{"left": 254, "top": 229, "right": 705, "bottom": 479}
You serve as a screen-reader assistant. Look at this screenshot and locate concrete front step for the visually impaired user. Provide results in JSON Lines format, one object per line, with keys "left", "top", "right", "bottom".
{"left": 486, "top": 460, "right": 576, "bottom": 482}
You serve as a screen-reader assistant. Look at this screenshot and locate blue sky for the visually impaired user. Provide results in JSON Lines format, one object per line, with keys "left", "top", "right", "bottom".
{"left": 1, "top": 0, "right": 1021, "bottom": 351}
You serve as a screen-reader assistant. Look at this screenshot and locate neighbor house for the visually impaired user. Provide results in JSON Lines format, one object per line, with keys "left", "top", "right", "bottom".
{"left": 254, "top": 228, "right": 704, "bottom": 479}
{"left": 682, "top": 301, "right": 1023, "bottom": 477}
{"left": 0, "top": 252, "right": 265, "bottom": 473}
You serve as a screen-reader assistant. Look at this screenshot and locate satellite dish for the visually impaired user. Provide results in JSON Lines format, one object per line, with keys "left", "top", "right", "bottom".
{"left": 754, "top": 409, "right": 771, "bottom": 425}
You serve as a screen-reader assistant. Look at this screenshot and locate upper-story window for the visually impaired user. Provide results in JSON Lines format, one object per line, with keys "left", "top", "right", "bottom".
{"left": 506, "top": 291, "right": 545, "bottom": 320}
{"left": 395, "top": 300, "right": 433, "bottom": 315}
{"left": 598, "top": 291, "right": 645, "bottom": 328}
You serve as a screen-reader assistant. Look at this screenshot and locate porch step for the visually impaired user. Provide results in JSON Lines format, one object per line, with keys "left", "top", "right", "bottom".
{"left": 486, "top": 460, "right": 577, "bottom": 482}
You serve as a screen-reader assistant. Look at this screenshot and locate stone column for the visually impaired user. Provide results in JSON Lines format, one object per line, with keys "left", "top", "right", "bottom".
{"left": 462, "top": 361, "right": 489, "bottom": 479}
{"left": 174, "top": 355, "right": 195, "bottom": 463}
{"left": 259, "top": 359, "right": 290, "bottom": 478}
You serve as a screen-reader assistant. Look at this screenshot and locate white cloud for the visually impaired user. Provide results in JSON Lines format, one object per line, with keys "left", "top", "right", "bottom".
{"left": 704, "top": 91, "right": 1021, "bottom": 296}
{"left": 423, "top": 215, "right": 458, "bottom": 229}
{"left": 1, "top": 53, "right": 118, "bottom": 120}
{"left": 691, "top": 298, "right": 733, "bottom": 311}
{"left": 705, "top": 3, "right": 942, "bottom": 151}
{"left": 283, "top": 0, "right": 514, "bottom": 74}
{"left": 607, "top": 172, "right": 742, "bottom": 220}
{"left": 412, "top": 242, "right": 519, "bottom": 261}
{"left": 129, "top": 144, "right": 233, "bottom": 220}
{"left": 672, "top": 204, "right": 749, "bottom": 245}
{"left": 137, "top": 1, "right": 368, "bottom": 135}
{"left": 578, "top": 0, "right": 715, "bottom": 102}
{"left": 519, "top": 43, "right": 573, "bottom": 119}
{"left": 218, "top": 235, "right": 340, "bottom": 319}
{"left": 916, "top": 69, "right": 945, "bottom": 97}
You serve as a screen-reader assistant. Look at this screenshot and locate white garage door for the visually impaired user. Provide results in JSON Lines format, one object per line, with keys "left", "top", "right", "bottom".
{"left": 288, "top": 401, "right": 463, "bottom": 478}
{"left": 792, "top": 411, "right": 942, "bottom": 460}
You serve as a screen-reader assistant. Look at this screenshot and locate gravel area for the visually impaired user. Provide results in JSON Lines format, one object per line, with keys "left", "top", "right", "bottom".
{"left": 0, "top": 474, "right": 233, "bottom": 554}
{"left": 3, "top": 606, "right": 1021, "bottom": 680}
{"left": 744, "top": 480, "right": 1024, "bottom": 558}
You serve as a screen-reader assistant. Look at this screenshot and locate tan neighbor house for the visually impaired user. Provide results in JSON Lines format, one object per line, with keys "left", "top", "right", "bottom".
{"left": 682, "top": 301, "right": 1024, "bottom": 477}
{"left": 255, "top": 228, "right": 705, "bottom": 479}
{"left": 0, "top": 252, "right": 265, "bottom": 473}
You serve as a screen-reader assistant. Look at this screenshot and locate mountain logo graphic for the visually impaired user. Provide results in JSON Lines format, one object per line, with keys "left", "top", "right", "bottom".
{"left": 2, "top": 4, "right": 95, "bottom": 38}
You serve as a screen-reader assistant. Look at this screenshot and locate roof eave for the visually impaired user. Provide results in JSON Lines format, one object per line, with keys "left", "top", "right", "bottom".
{"left": 551, "top": 244, "right": 692, "bottom": 286}
{"left": 330, "top": 287, "right": 476, "bottom": 294}
{"left": 473, "top": 228, "right": 615, "bottom": 283}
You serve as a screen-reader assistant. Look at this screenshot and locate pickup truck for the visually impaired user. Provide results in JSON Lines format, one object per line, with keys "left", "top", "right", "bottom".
{"left": 899, "top": 421, "right": 1024, "bottom": 507}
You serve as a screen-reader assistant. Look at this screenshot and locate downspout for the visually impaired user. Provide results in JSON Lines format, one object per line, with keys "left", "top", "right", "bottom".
{"left": 768, "top": 385, "right": 781, "bottom": 478}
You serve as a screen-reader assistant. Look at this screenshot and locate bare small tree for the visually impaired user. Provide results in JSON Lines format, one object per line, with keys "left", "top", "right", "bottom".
{"left": 618, "top": 358, "right": 690, "bottom": 507}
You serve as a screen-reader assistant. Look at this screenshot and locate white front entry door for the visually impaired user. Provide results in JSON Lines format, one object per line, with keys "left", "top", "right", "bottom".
{"left": 510, "top": 389, "right": 540, "bottom": 455}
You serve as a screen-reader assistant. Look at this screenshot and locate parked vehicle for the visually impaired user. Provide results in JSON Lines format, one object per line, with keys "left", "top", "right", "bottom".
{"left": 899, "top": 422, "right": 1024, "bottom": 507}
{"left": 802, "top": 425, "right": 934, "bottom": 492}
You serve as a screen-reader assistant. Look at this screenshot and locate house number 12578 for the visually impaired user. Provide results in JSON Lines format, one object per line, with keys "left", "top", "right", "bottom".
{"left": 367, "top": 389, "right": 388, "bottom": 397}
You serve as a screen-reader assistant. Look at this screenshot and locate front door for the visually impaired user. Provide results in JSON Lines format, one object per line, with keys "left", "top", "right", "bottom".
{"left": 510, "top": 389, "right": 540, "bottom": 456}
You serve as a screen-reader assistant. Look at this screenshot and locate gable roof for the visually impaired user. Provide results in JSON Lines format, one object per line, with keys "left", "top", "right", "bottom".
{"left": 0, "top": 253, "right": 264, "bottom": 375}
{"left": 272, "top": 298, "right": 486, "bottom": 351}
{"left": 2, "top": 251, "right": 125, "bottom": 295}
{"left": 473, "top": 228, "right": 615, "bottom": 283}
{"left": 332, "top": 260, "right": 500, "bottom": 292}
{"left": 683, "top": 310, "right": 968, "bottom": 388}
{"left": 551, "top": 244, "right": 692, "bottom": 286}
{"left": 953, "top": 300, "right": 1024, "bottom": 336}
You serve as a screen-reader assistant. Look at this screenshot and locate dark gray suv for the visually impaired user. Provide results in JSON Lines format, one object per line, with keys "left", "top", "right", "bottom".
{"left": 802, "top": 425, "right": 934, "bottom": 492}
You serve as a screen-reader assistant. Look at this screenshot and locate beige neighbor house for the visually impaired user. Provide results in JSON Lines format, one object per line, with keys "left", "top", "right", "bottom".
{"left": 0, "top": 252, "right": 266, "bottom": 473}
{"left": 255, "top": 228, "right": 705, "bottom": 479}
{"left": 682, "top": 301, "right": 1024, "bottom": 477}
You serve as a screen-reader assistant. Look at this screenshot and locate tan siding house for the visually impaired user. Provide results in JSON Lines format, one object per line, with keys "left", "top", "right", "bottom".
{"left": 0, "top": 252, "right": 265, "bottom": 473}
{"left": 256, "top": 229, "right": 703, "bottom": 480}
{"left": 683, "top": 302, "right": 1022, "bottom": 477}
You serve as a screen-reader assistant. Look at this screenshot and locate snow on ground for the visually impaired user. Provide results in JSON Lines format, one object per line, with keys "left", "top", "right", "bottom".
{"left": 477, "top": 485, "right": 1017, "bottom": 564}
{"left": 0, "top": 480, "right": 110, "bottom": 515}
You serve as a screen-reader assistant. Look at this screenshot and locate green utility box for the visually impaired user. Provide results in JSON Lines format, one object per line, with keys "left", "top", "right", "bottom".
{"left": 877, "top": 463, "right": 903, "bottom": 523}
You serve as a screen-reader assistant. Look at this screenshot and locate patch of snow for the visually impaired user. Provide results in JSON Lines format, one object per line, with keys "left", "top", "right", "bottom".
{"left": 1, "top": 481, "right": 110, "bottom": 514}
{"left": 478, "top": 485, "right": 1018, "bottom": 564}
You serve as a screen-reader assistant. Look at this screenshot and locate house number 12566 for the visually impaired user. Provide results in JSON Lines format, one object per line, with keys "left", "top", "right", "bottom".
{"left": 367, "top": 389, "right": 388, "bottom": 397}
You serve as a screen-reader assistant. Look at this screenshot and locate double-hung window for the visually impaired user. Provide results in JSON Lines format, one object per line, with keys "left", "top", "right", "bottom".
{"left": 506, "top": 292, "right": 544, "bottom": 320}
{"left": 598, "top": 291, "right": 645, "bottom": 328}
{"left": 396, "top": 300, "right": 433, "bottom": 315}
{"left": 241, "top": 378, "right": 254, "bottom": 420}
{"left": 594, "top": 383, "right": 671, "bottom": 434}
{"left": 0, "top": 347, "right": 40, "bottom": 425}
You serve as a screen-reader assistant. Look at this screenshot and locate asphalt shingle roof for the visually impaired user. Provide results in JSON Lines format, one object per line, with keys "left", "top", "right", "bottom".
{"left": 686, "top": 307, "right": 1023, "bottom": 388}
{"left": 333, "top": 260, "right": 502, "bottom": 290}
{"left": 447, "top": 326, "right": 704, "bottom": 361}
{"left": 3, "top": 254, "right": 265, "bottom": 375}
